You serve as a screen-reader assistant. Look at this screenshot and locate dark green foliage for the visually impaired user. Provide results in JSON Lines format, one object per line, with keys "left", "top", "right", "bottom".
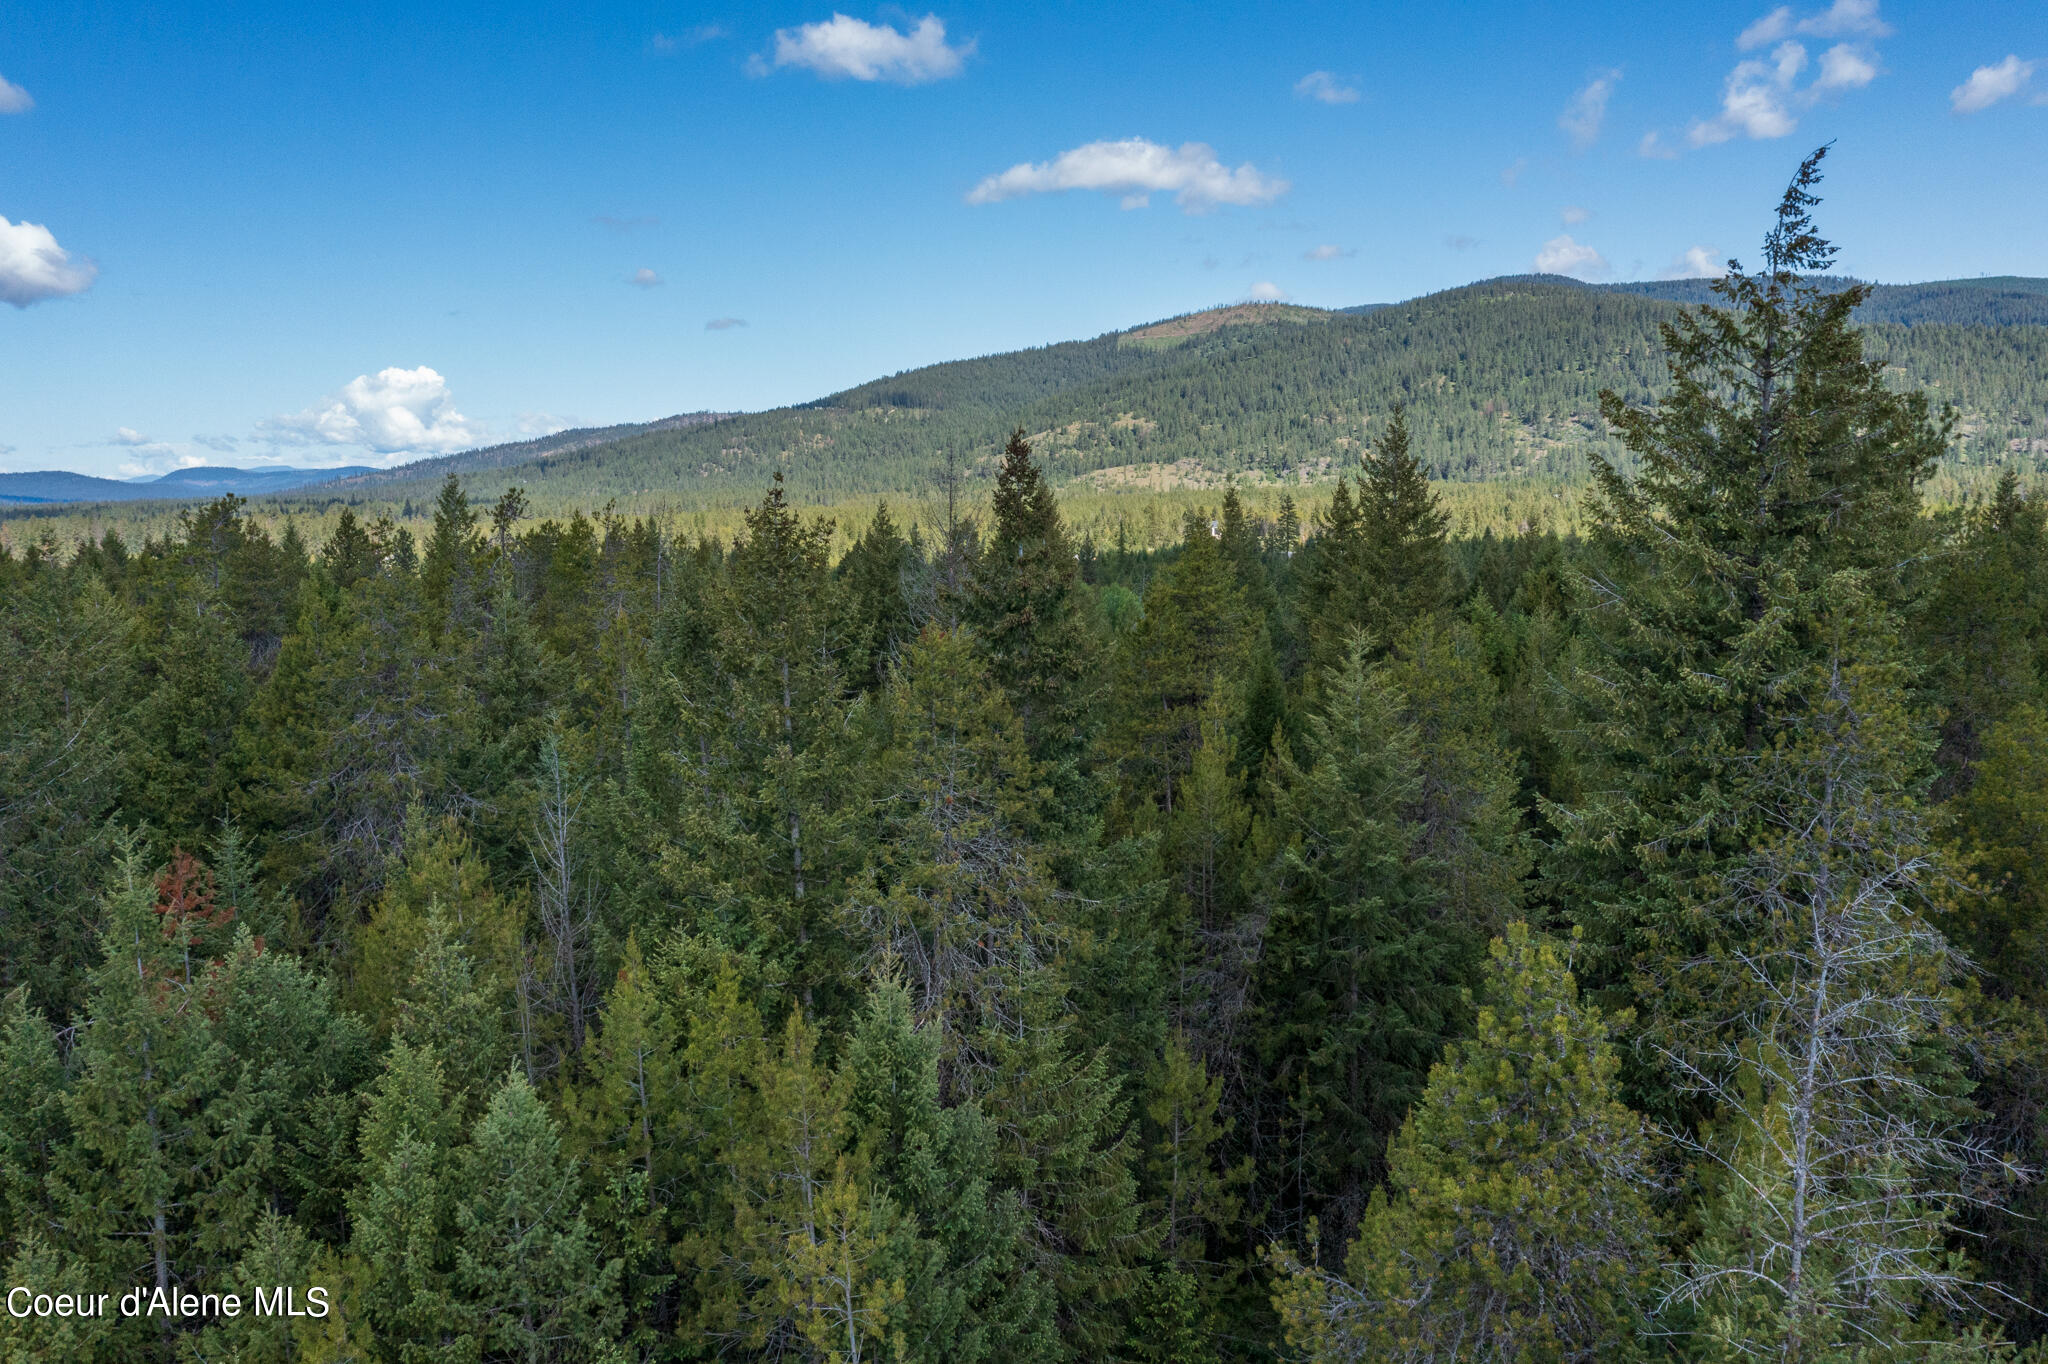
{"left": 4, "top": 150, "right": 2041, "bottom": 1361}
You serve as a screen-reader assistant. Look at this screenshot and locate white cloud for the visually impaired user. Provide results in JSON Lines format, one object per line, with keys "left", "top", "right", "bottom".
{"left": 1690, "top": 40, "right": 1807, "bottom": 145}
{"left": 1559, "top": 70, "right": 1620, "bottom": 150}
{"left": 262, "top": 366, "right": 482, "bottom": 455}
{"left": 1815, "top": 43, "right": 1878, "bottom": 90}
{"left": 517, "top": 412, "right": 572, "bottom": 436}
{"left": 1738, "top": 7, "right": 1796, "bottom": 50}
{"left": 0, "top": 73, "right": 31, "bottom": 114}
{"left": 966, "top": 138, "right": 1288, "bottom": 214}
{"left": 1662, "top": 246, "right": 1727, "bottom": 279}
{"left": 111, "top": 427, "right": 151, "bottom": 446}
{"left": 631, "top": 267, "right": 663, "bottom": 287}
{"left": 1294, "top": 71, "right": 1360, "bottom": 104}
{"left": 1561, "top": 204, "right": 1589, "bottom": 224}
{"left": 653, "top": 23, "right": 725, "bottom": 51}
{"left": 1535, "top": 234, "right": 1609, "bottom": 280}
{"left": 1638, "top": 130, "right": 1679, "bottom": 159}
{"left": 1303, "top": 243, "right": 1353, "bottom": 261}
{"left": 193, "top": 434, "right": 239, "bottom": 453}
{"left": 1247, "top": 282, "right": 1287, "bottom": 302}
{"left": 0, "top": 215, "right": 98, "bottom": 307}
{"left": 1693, "top": 4, "right": 1888, "bottom": 147}
{"left": 1500, "top": 157, "right": 1528, "bottom": 188}
{"left": 705, "top": 316, "right": 748, "bottom": 330}
{"left": 766, "top": 13, "right": 972, "bottom": 84}
{"left": 1952, "top": 55, "right": 2035, "bottom": 113}
{"left": 1741, "top": 0, "right": 1890, "bottom": 49}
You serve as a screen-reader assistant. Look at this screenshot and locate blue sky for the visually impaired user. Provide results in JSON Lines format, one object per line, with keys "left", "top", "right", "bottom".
{"left": 2, "top": 0, "right": 2043, "bottom": 476}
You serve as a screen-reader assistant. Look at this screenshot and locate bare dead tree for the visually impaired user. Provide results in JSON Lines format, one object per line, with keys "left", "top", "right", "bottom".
{"left": 1658, "top": 653, "right": 2025, "bottom": 1359}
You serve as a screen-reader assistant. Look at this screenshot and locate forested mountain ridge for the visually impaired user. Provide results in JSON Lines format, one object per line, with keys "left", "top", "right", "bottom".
{"left": 290, "top": 273, "right": 2048, "bottom": 515}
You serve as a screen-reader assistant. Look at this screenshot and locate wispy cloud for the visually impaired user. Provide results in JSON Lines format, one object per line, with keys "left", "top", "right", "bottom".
{"left": 705, "top": 317, "right": 748, "bottom": 331}
{"left": 1559, "top": 70, "right": 1620, "bottom": 150}
{"left": 1951, "top": 55, "right": 2035, "bottom": 113}
{"left": 1500, "top": 157, "right": 1528, "bottom": 188}
{"left": 261, "top": 366, "right": 481, "bottom": 455}
{"left": 1303, "top": 243, "right": 1354, "bottom": 261}
{"left": 630, "top": 267, "right": 663, "bottom": 288}
{"left": 1535, "top": 234, "right": 1609, "bottom": 280}
{"left": 1293, "top": 71, "right": 1360, "bottom": 105}
{"left": 1689, "top": 2, "right": 1888, "bottom": 147}
{"left": 0, "top": 72, "right": 31, "bottom": 114}
{"left": 653, "top": 23, "right": 726, "bottom": 52}
{"left": 1561, "top": 205, "right": 1589, "bottom": 224}
{"left": 193, "top": 434, "right": 240, "bottom": 453}
{"left": 1662, "top": 246, "right": 1727, "bottom": 279}
{"left": 1637, "top": 130, "right": 1679, "bottom": 159}
{"left": 0, "top": 215, "right": 97, "bottom": 307}
{"left": 967, "top": 138, "right": 1288, "bottom": 214}
{"left": 111, "top": 427, "right": 152, "bottom": 446}
{"left": 762, "top": 13, "right": 972, "bottom": 84}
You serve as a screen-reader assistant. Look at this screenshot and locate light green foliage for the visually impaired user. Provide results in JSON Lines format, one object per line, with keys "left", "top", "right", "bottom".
{"left": 1269, "top": 924, "right": 1662, "bottom": 1364}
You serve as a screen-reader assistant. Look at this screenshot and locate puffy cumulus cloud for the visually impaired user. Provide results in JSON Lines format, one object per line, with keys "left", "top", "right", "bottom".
{"left": 1559, "top": 70, "right": 1620, "bottom": 150}
{"left": 1691, "top": 3, "right": 1888, "bottom": 147}
{"left": 1952, "top": 55, "right": 2035, "bottom": 113}
{"left": 1535, "top": 234, "right": 1609, "bottom": 280}
{"left": 1303, "top": 243, "right": 1354, "bottom": 261}
{"left": 1246, "top": 282, "right": 1288, "bottom": 302}
{"left": 766, "top": 14, "right": 971, "bottom": 84}
{"left": 705, "top": 316, "right": 748, "bottom": 330}
{"left": 0, "top": 72, "right": 31, "bottom": 114}
{"left": 263, "top": 366, "right": 482, "bottom": 455}
{"left": 631, "top": 267, "right": 663, "bottom": 287}
{"left": 967, "top": 138, "right": 1287, "bottom": 214}
{"left": 1662, "top": 246, "right": 1727, "bottom": 279}
{"left": 1690, "top": 40, "right": 1808, "bottom": 145}
{"left": 111, "top": 427, "right": 151, "bottom": 446}
{"left": 1815, "top": 43, "right": 1878, "bottom": 90}
{"left": 0, "top": 215, "right": 97, "bottom": 307}
{"left": 1294, "top": 71, "right": 1360, "bottom": 104}
{"left": 1561, "top": 205, "right": 1590, "bottom": 224}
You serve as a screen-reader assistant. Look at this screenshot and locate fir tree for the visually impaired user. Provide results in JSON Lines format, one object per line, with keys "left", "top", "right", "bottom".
{"left": 966, "top": 429, "right": 1098, "bottom": 765}
{"left": 1268, "top": 924, "right": 1664, "bottom": 1364}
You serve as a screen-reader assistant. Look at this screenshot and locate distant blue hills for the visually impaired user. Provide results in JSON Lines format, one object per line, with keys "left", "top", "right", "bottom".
{"left": 0, "top": 464, "right": 378, "bottom": 506}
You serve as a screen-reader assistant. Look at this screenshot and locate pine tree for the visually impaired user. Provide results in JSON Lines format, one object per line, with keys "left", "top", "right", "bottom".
{"left": 1251, "top": 638, "right": 1478, "bottom": 1249}
{"left": 0, "top": 984, "right": 68, "bottom": 1255}
{"left": 49, "top": 847, "right": 262, "bottom": 1358}
{"left": 393, "top": 906, "right": 512, "bottom": 1115}
{"left": 451, "top": 1070, "right": 624, "bottom": 1361}
{"left": 840, "top": 976, "right": 1058, "bottom": 1364}
{"left": 851, "top": 626, "right": 1057, "bottom": 1085}
{"left": 841, "top": 500, "right": 917, "bottom": 690}
{"left": 1268, "top": 924, "right": 1664, "bottom": 1364}
{"left": 966, "top": 429, "right": 1098, "bottom": 765}
{"left": 349, "top": 1042, "right": 468, "bottom": 1361}
{"left": 1355, "top": 404, "right": 1452, "bottom": 636}
{"left": 1551, "top": 148, "right": 1950, "bottom": 1093}
{"left": 1109, "top": 518, "right": 1255, "bottom": 816}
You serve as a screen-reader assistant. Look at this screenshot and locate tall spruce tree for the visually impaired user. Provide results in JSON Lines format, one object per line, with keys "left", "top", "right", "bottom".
{"left": 1549, "top": 147, "right": 1949, "bottom": 1087}
{"left": 966, "top": 429, "right": 1097, "bottom": 766}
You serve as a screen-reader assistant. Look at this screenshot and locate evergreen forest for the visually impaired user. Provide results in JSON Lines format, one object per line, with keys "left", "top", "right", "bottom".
{"left": 7, "top": 150, "right": 2048, "bottom": 1363}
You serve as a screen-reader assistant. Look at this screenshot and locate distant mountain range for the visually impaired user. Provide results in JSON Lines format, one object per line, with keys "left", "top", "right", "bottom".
{"left": 6, "top": 274, "right": 2045, "bottom": 514}
{"left": 0, "top": 464, "right": 380, "bottom": 506}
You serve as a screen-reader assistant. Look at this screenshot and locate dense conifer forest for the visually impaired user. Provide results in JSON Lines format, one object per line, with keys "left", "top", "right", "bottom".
{"left": 6, "top": 150, "right": 2048, "bottom": 1362}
